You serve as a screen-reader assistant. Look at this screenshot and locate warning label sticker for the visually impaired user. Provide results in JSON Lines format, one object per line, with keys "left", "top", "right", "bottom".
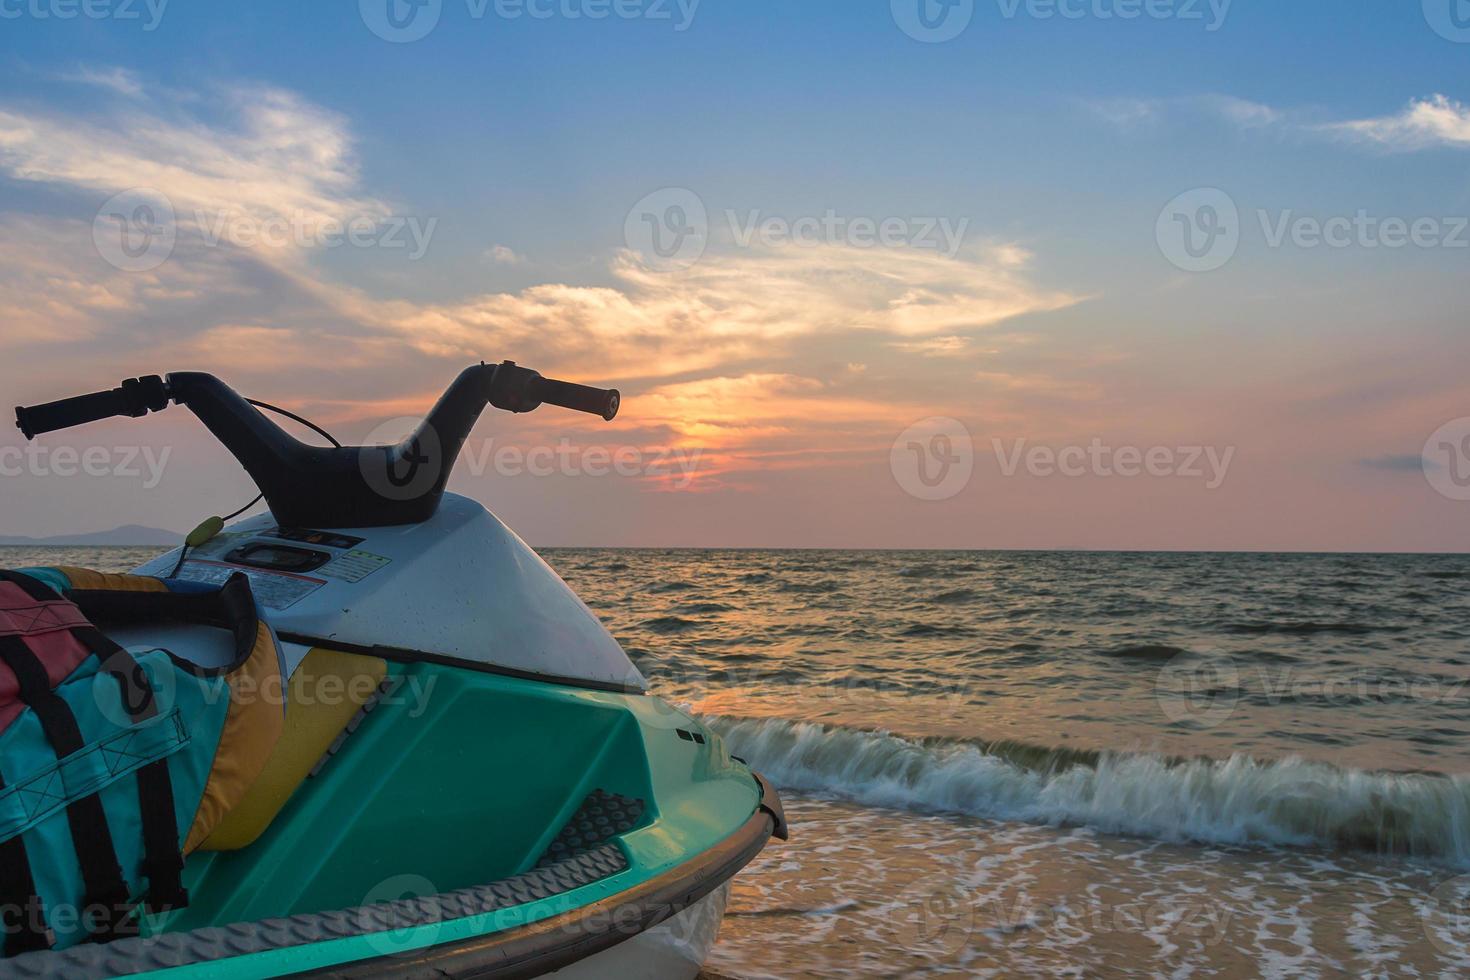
{"left": 185, "top": 532, "right": 244, "bottom": 561}
{"left": 318, "top": 550, "right": 392, "bottom": 584}
{"left": 176, "top": 560, "right": 327, "bottom": 610}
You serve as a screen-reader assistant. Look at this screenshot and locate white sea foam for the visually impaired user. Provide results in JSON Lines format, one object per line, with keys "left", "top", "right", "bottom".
{"left": 706, "top": 714, "right": 1470, "bottom": 867}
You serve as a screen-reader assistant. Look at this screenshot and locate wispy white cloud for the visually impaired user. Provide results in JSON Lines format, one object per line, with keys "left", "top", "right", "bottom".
{"left": 1084, "top": 94, "right": 1277, "bottom": 129}
{"left": 1326, "top": 94, "right": 1470, "bottom": 150}
{"left": 891, "top": 336, "right": 969, "bottom": 357}
{"left": 1088, "top": 92, "right": 1470, "bottom": 151}
{"left": 1087, "top": 97, "right": 1162, "bottom": 128}
{"left": 486, "top": 244, "right": 523, "bottom": 265}
{"left": 1196, "top": 94, "right": 1279, "bottom": 127}
{"left": 390, "top": 242, "right": 1079, "bottom": 381}
{"left": 0, "top": 83, "right": 386, "bottom": 241}
{"left": 54, "top": 66, "right": 144, "bottom": 97}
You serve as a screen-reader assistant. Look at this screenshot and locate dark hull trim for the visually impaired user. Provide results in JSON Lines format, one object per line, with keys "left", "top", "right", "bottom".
{"left": 275, "top": 632, "right": 648, "bottom": 696}
{"left": 295, "top": 774, "right": 785, "bottom": 979}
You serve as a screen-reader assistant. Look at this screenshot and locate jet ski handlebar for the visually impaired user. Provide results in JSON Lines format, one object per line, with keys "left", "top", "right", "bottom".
{"left": 14, "top": 362, "right": 621, "bottom": 528}
{"left": 13, "top": 375, "right": 173, "bottom": 440}
{"left": 483, "top": 364, "right": 621, "bottom": 422}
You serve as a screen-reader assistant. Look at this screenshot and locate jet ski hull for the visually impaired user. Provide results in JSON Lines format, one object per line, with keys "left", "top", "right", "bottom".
{"left": 2, "top": 662, "right": 784, "bottom": 978}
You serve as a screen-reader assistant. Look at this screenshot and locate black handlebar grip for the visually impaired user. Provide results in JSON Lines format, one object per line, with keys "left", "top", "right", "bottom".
{"left": 532, "top": 377, "right": 621, "bottom": 421}
{"left": 14, "top": 376, "right": 170, "bottom": 440}
{"left": 16, "top": 390, "right": 130, "bottom": 439}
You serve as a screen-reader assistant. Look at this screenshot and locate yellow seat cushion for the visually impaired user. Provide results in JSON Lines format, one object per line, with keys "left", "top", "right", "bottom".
{"left": 200, "top": 648, "right": 387, "bottom": 851}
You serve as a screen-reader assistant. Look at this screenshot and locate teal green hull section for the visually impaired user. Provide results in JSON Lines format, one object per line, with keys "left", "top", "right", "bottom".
{"left": 137, "top": 662, "right": 762, "bottom": 977}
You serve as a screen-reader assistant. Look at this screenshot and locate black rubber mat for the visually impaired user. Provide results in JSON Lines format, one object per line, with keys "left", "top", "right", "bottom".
{"left": 535, "top": 789, "right": 646, "bottom": 869}
{"left": 4, "top": 844, "right": 628, "bottom": 979}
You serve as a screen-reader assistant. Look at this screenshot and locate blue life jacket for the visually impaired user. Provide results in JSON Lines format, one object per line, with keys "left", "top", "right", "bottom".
{"left": 0, "top": 568, "right": 284, "bottom": 954}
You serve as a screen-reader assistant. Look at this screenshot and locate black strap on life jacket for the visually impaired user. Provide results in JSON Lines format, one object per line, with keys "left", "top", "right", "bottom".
{"left": 80, "top": 625, "right": 188, "bottom": 914}
{"left": 0, "top": 769, "right": 53, "bottom": 956}
{"left": 0, "top": 635, "right": 135, "bottom": 944}
{"left": 0, "top": 569, "right": 69, "bottom": 604}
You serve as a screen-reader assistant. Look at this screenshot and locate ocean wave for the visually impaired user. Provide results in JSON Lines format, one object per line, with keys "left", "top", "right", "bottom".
{"left": 900, "top": 622, "right": 971, "bottom": 638}
{"left": 1222, "top": 621, "right": 1388, "bottom": 636}
{"left": 1099, "top": 643, "right": 1190, "bottom": 661}
{"left": 677, "top": 601, "right": 736, "bottom": 614}
{"left": 705, "top": 715, "right": 1470, "bottom": 867}
{"left": 896, "top": 564, "right": 946, "bottom": 579}
{"left": 640, "top": 615, "right": 701, "bottom": 634}
{"left": 778, "top": 580, "right": 842, "bottom": 594}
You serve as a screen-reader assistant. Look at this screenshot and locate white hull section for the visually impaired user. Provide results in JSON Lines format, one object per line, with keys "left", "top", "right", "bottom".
{"left": 132, "top": 493, "right": 643, "bottom": 688}
{"left": 546, "top": 885, "right": 730, "bottom": 980}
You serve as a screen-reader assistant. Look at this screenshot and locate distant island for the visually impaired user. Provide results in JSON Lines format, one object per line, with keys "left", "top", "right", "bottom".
{"left": 0, "top": 525, "right": 182, "bottom": 546}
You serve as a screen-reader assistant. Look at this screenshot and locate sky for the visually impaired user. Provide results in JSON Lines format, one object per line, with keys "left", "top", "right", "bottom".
{"left": 0, "top": 0, "right": 1467, "bottom": 550}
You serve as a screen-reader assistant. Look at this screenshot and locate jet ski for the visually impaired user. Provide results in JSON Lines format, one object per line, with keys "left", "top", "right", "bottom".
{"left": 4, "top": 362, "right": 786, "bottom": 978}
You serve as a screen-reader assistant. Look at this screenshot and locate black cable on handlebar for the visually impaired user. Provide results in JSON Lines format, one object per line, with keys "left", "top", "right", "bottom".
{"left": 246, "top": 399, "right": 342, "bottom": 448}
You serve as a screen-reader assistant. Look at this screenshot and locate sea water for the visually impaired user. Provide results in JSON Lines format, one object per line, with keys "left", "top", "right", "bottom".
{"left": 9, "top": 546, "right": 1468, "bottom": 977}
